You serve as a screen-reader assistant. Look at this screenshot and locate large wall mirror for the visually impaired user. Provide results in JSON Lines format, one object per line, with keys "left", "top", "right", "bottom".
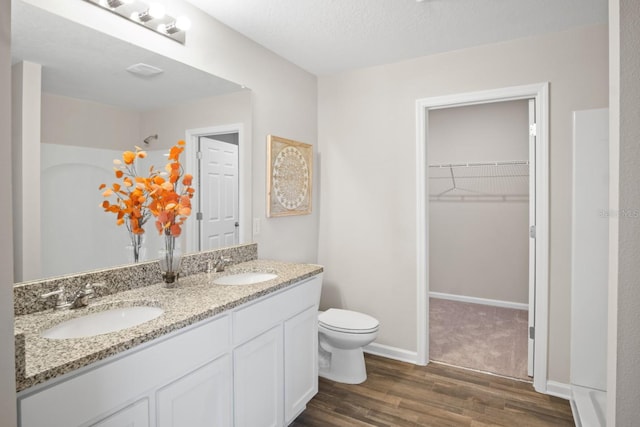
{"left": 12, "top": 0, "right": 253, "bottom": 283}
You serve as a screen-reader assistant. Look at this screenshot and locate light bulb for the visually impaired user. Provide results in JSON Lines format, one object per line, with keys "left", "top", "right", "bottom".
{"left": 175, "top": 16, "right": 191, "bottom": 31}
{"left": 148, "top": 3, "right": 166, "bottom": 19}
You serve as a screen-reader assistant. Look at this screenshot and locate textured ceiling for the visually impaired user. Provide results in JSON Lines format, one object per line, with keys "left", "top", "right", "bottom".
{"left": 183, "top": 0, "right": 608, "bottom": 75}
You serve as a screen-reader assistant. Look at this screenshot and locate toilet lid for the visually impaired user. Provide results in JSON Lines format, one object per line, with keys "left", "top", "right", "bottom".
{"left": 319, "top": 309, "right": 379, "bottom": 333}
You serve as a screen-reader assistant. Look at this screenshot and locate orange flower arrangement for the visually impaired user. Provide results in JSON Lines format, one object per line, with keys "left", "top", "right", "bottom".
{"left": 99, "top": 146, "right": 154, "bottom": 237}
{"left": 148, "top": 140, "right": 195, "bottom": 237}
{"left": 99, "top": 141, "right": 195, "bottom": 272}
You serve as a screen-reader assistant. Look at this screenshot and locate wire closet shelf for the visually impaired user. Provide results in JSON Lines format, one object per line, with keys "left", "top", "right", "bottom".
{"left": 428, "top": 160, "right": 529, "bottom": 202}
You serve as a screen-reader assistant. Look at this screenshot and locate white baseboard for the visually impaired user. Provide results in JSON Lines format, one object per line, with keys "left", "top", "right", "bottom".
{"left": 364, "top": 343, "right": 418, "bottom": 364}
{"left": 429, "top": 292, "right": 528, "bottom": 311}
{"left": 545, "top": 380, "right": 572, "bottom": 400}
{"left": 570, "top": 385, "right": 606, "bottom": 427}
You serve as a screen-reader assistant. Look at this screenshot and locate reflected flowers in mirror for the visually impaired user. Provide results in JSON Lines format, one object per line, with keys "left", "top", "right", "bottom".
{"left": 99, "top": 146, "right": 156, "bottom": 263}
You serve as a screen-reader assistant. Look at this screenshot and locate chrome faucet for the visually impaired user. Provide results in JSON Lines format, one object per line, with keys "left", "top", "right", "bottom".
{"left": 207, "top": 255, "right": 232, "bottom": 273}
{"left": 69, "top": 284, "right": 96, "bottom": 309}
{"left": 41, "top": 287, "right": 71, "bottom": 310}
{"left": 41, "top": 283, "right": 103, "bottom": 310}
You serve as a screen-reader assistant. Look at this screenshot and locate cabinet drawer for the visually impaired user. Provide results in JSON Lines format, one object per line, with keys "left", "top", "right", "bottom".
{"left": 233, "top": 275, "right": 322, "bottom": 345}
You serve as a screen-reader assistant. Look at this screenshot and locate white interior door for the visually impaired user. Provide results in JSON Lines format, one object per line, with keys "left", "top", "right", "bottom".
{"left": 200, "top": 137, "right": 239, "bottom": 250}
{"left": 527, "top": 98, "right": 537, "bottom": 378}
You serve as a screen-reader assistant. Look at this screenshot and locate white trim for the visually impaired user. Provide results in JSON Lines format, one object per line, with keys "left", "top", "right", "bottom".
{"left": 364, "top": 343, "right": 419, "bottom": 365}
{"left": 546, "top": 381, "right": 572, "bottom": 401}
{"left": 185, "top": 124, "right": 248, "bottom": 254}
{"left": 415, "top": 82, "right": 550, "bottom": 394}
{"left": 415, "top": 97, "right": 429, "bottom": 366}
{"left": 571, "top": 385, "right": 607, "bottom": 427}
{"left": 429, "top": 292, "right": 528, "bottom": 311}
{"left": 570, "top": 399, "right": 582, "bottom": 427}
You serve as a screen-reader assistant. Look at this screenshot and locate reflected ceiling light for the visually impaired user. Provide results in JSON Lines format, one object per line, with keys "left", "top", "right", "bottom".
{"left": 84, "top": 0, "right": 189, "bottom": 44}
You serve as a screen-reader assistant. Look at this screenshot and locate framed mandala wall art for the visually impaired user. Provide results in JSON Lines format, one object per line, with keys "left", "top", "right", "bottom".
{"left": 267, "top": 135, "right": 313, "bottom": 217}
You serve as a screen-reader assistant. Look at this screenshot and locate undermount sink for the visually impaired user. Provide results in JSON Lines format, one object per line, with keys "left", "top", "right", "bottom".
{"left": 213, "top": 272, "right": 278, "bottom": 286}
{"left": 41, "top": 306, "right": 164, "bottom": 340}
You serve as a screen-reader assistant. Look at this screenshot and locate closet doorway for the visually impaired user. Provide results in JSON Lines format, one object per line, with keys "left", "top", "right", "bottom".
{"left": 428, "top": 100, "right": 531, "bottom": 380}
{"left": 415, "top": 83, "right": 550, "bottom": 393}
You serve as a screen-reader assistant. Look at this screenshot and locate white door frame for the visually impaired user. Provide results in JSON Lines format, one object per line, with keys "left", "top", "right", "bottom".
{"left": 415, "top": 82, "right": 550, "bottom": 394}
{"left": 185, "top": 124, "right": 247, "bottom": 253}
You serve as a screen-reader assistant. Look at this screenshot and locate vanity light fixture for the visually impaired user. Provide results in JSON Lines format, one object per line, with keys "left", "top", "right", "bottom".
{"left": 131, "top": 3, "right": 165, "bottom": 22}
{"left": 83, "top": 0, "right": 189, "bottom": 44}
{"left": 102, "top": 0, "right": 133, "bottom": 8}
{"left": 158, "top": 16, "right": 192, "bottom": 35}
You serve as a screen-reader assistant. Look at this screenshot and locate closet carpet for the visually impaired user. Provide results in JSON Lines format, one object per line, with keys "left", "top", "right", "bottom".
{"left": 429, "top": 298, "right": 529, "bottom": 381}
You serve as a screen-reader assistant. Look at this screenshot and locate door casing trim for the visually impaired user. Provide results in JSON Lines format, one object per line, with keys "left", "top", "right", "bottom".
{"left": 415, "top": 82, "right": 550, "bottom": 393}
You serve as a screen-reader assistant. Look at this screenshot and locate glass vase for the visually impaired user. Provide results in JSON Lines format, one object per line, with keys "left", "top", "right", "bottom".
{"left": 126, "top": 233, "right": 146, "bottom": 264}
{"left": 159, "top": 235, "right": 182, "bottom": 287}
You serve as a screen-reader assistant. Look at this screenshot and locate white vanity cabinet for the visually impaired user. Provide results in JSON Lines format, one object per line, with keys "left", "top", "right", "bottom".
{"left": 92, "top": 399, "right": 149, "bottom": 427}
{"left": 18, "top": 273, "right": 322, "bottom": 427}
{"left": 19, "top": 313, "right": 232, "bottom": 427}
{"left": 284, "top": 305, "right": 319, "bottom": 423}
{"left": 232, "top": 274, "right": 322, "bottom": 426}
{"left": 156, "top": 354, "right": 233, "bottom": 427}
{"left": 234, "top": 326, "right": 284, "bottom": 427}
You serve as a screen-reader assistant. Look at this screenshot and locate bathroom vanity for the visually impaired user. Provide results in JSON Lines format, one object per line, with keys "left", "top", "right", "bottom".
{"left": 14, "top": 251, "right": 323, "bottom": 427}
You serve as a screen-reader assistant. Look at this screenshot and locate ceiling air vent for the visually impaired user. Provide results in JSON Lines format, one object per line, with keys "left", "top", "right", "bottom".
{"left": 126, "top": 63, "right": 164, "bottom": 77}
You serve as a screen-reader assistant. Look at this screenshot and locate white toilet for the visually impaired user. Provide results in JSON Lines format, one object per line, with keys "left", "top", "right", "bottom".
{"left": 318, "top": 309, "right": 379, "bottom": 384}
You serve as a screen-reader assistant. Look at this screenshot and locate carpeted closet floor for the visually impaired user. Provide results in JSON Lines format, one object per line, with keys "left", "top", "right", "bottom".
{"left": 429, "top": 298, "right": 530, "bottom": 381}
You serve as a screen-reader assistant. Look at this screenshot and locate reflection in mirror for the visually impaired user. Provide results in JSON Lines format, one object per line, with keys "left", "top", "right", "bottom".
{"left": 11, "top": 1, "right": 252, "bottom": 282}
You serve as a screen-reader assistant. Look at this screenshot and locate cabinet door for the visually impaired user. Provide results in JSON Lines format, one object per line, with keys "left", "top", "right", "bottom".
{"left": 156, "top": 354, "right": 232, "bottom": 427}
{"left": 92, "top": 399, "right": 149, "bottom": 427}
{"left": 284, "top": 306, "right": 318, "bottom": 424}
{"left": 234, "top": 325, "right": 283, "bottom": 427}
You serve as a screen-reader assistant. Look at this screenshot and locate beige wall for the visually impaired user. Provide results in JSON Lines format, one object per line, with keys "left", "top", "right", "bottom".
{"left": 429, "top": 101, "right": 529, "bottom": 304}
{"left": 608, "top": 0, "right": 640, "bottom": 424}
{"left": 318, "top": 25, "right": 608, "bottom": 384}
{"left": 42, "top": 90, "right": 251, "bottom": 151}
{"left": 0, "top": 0, "right": 17, "bottom": 425}
{"left": 140, "top": 90, "right": 252, "bottom": 150}
{"left": 22, "top": 0, "right": 319, "bottom": 263}
{"left": 42, "top": 93, "right": 141, "bottom": 151}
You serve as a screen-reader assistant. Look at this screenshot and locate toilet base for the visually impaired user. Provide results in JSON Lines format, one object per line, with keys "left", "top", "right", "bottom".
{"left": 318, "top": 346, "right": 367, "bottom": 384}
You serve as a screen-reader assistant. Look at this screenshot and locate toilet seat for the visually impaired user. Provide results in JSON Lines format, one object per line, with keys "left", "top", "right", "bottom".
{"left": 319, "top": 309, "right": 379, "bottom": 334}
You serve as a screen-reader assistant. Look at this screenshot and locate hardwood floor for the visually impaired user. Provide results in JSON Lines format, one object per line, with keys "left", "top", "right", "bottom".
{"left": 291, "top": 355, "right": 575, "bottom": 427}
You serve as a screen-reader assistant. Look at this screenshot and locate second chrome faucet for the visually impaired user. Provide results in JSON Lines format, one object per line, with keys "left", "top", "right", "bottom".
{"left": 207, "top": 255, "right": 232, "bottom": 273}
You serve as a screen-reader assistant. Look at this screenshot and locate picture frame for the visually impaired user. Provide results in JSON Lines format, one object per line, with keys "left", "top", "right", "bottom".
{"left": 266, "top": 135, "right": 313, "bottom": 217}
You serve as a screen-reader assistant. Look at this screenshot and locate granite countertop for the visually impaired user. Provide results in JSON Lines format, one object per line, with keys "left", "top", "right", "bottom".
{"left": 14, "top": 259, "right": 323, "bottom": 393}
